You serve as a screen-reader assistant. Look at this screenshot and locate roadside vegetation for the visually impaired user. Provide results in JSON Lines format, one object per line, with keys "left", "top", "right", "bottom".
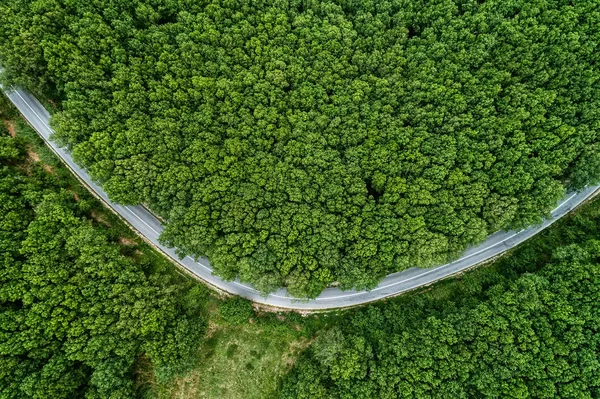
{"left": 3, "top": 90, "right": 600, "bottom": 398}
{"left": 0, "top": 96, "right": 209, "bottom": 397}
{"left": 2, "top": 0, "right": 599, "bottom": 297}
{"left": 0, "top": 97, "right": 329, "bottom": 398}
{"left": 279, "top": 194, "right": 600, "bottom": 397}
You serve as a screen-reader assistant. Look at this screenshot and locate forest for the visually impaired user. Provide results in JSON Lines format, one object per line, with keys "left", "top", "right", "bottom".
{"left": 280, "top": 228, "right": 600, "bottom": 398}
{"left": 0, "top": 95, "right": 327, "bottom": 399}
{"left": 4, "top": 90, "right": 600, "bottom": 397}
{"left": 1, "top": 0, "right": 600, "bottom": 297}
{"left": 0, "top": 102, "right": 208, "bottom": 397}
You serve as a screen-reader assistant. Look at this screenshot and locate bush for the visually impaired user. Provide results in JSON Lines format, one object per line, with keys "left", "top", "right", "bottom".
{"left": 219, "top": 297, "right": 255, "bottom": 325}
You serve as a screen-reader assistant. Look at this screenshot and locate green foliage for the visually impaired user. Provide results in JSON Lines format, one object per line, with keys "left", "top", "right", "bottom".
{"left": 0, "top": 127, "right": 206, "bottom": 397}
{"left": 279, "top": 240, "right": 600, "bottom": 398}
{"left": 0, "top": 136, "right": 20, "bottom": 161}
{"left": 2, "top": 0, "right": 600, "bottom": 296}
{"left": 218, "top": 297, "right": 255, "bottom": 325}
{"left": 570, "top": 145, "right": 600, "bottom": 190}
{"left": 0, "top": 94, "right": 17, "bottom": 119}
{"left": 312, "top": 327, "right": 371, "bottom": 381}
{"left": 153, "top": 324, "right": 311, "bottom": 399}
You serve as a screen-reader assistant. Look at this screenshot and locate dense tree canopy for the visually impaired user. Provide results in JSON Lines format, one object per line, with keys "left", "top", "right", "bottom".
{"left": 279, "top": 241, "right": 600, "bottom": 398}
{"left": 0, "top": 122, "right": 205, "bottom": 398}
{"left": 1, "top": 0, "right": 599, "bottom": 296}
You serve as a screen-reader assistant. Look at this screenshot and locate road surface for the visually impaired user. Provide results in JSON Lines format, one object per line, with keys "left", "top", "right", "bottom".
{"left": 2, "top": 84, "right": 598, "bottom": 310}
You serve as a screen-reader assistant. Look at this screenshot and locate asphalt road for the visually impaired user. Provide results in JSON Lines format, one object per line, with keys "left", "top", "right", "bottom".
{"left": 3, "top": 84, "right": 599, "bottom": 310}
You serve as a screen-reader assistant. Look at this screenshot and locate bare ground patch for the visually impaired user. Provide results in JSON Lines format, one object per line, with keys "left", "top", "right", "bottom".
{"left": 3, "top": 120, "right": 16, "bottom": 137}
{"left": 26, "top": 146, "right": 40, "bottom": 162}
{"left": 90, "top": 210, "right": 111, "bottom": 227}
{"left": 119, "top": 236, "right": 136, "bottom": 246}
{"left": 25, "top": 144, "right": 56, "bottom": 173}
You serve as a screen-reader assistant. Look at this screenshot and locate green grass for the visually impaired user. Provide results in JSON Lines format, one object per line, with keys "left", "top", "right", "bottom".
{"left": 140, "top": 296, "right": 331, "bottom": 399}
{"left": 153, "top": 322, "right": 310, "bottom": 399}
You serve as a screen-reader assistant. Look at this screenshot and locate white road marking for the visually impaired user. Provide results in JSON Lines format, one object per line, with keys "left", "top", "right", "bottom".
{"left": 13, "top": 89, "right": 53, "bottom": 132}
{"left": 127, "top": 208, "right": 161, "bottom": 235}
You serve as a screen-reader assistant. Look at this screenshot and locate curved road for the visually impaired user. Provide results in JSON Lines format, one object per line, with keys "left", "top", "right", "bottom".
{"left": 3, "top": 84, "right": 599, "bottom": 310}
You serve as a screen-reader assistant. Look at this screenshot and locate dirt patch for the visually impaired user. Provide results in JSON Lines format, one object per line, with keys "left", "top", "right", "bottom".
{"left": 90, "top": 210, "right": 111, "bottom": 227}
{"left": 3, "top": 120, "right": 16, "bottom": 138}
{"left": 282, "top": 337, "right": 313, "bottom": 369}
{"left": 119, "top": 236, "right": 136, "bottom": 246}
{"left": 25, "top": 145, "right": 56, "bottom": 173}
{"left": 42, "top": 164, "right": 55, "bottom": 174}
{"left": 252, "top": 302, "right": 302, "bottom": 314}
{"left": 204, "top": 320, "right": 220, "bottom": 340}
{"left": 251, "top": 300, "right": 333, "bottom": 315}
{"left": 27, "top": 147, "right": 41, "bottom": 162}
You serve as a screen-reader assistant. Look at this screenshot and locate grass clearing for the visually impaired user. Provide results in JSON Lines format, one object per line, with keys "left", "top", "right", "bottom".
{"left": 154, "top": 323, "right": 311, "bottom": 399}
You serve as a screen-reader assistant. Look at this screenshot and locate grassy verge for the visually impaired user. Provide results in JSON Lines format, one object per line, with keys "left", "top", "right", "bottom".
{"left": 155, "top": 324, "right": 308, "bottom": 399}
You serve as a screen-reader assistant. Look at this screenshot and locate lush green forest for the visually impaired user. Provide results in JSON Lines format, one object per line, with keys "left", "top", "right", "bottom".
{"left": 2, "top": 0, "right": 600, "bottom": 296}
{"left": 0, "top": 106, "right": 208, "bottom": 397}
{"left": 0, "top": 98, "right": 326, "bottom": 399}
{"left": 3, "top": 88, "right": 600, "bottom": 398}
{"left": 279, "top": 228, "right": 600, "bottom": 398}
